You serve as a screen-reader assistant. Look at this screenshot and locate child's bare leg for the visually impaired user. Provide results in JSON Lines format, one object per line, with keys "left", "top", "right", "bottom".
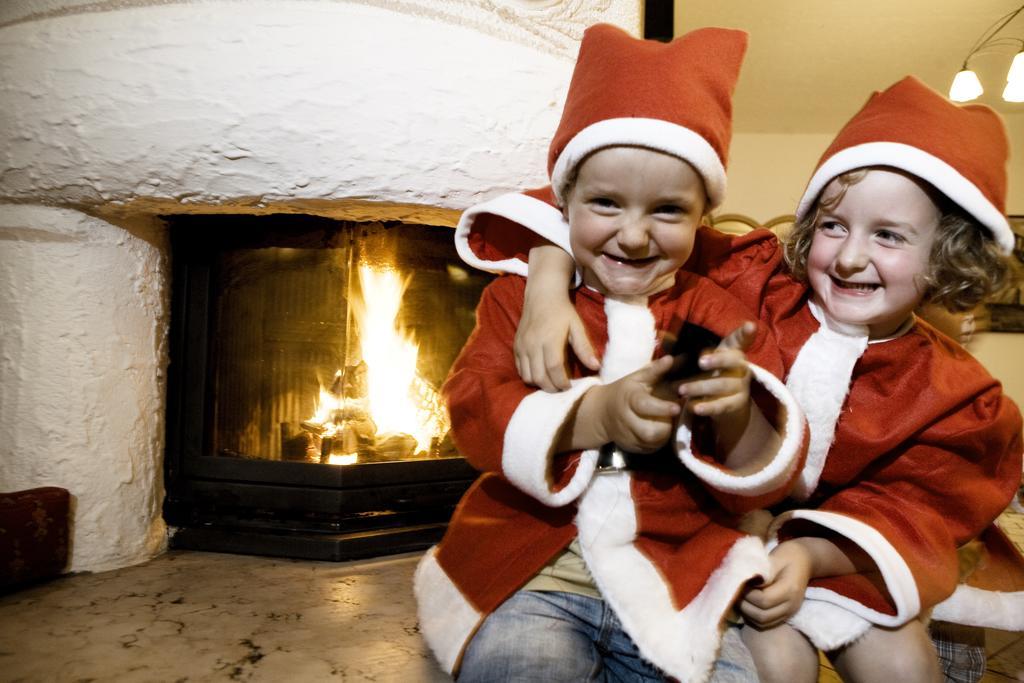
{"left": 740, "top": 623, "right": 818, "bottom": 683}
{"left": 828, "top": 620, "right": 942, "bottom": 683}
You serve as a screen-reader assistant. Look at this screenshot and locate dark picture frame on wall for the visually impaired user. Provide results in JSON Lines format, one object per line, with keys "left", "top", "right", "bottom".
{"left": 987, "top": 216, "right": 1024, "bottom": 332}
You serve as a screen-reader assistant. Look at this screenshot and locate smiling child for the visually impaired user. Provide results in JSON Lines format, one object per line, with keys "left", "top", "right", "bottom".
{"left": 415, "top": 24, "right": 809, "bottom": 683}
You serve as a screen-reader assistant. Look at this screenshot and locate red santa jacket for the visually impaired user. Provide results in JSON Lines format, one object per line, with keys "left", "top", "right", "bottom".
{"left": 414, "top": 272, "right": 807, "bottom": 682}
{"left": 455, "top": 189, "right": 1024, "bottom": 649}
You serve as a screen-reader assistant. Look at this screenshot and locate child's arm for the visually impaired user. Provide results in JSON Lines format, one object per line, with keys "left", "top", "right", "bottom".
{"left": 555, "top": 354, "right": 681, "bottom": 454}
{"left": 515, "top": 244, "right": 599, "bottom": 392}
{"left": 740, "top": 534, "right": 874, "bottom": 629}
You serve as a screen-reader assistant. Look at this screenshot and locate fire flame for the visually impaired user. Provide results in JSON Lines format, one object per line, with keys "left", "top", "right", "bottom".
{"left": 309, "top": 262, "right": 449, "bottom": 463}
{"left": 355, "top": 265, "right": 448, "bottom": 451}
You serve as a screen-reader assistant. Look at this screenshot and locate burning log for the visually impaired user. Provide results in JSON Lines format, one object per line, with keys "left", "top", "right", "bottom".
{"left": 373, "top": 433, "right": 418, "bottom": 461}
{"left": 280, "top": 422, "right": 322, "bottom": 463}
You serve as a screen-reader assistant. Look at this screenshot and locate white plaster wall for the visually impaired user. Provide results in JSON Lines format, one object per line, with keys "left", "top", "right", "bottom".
{"left": 0, "top": 0, "right": 640, "bottom": 572}
{"left": 0, "top": 0, "right": 638, "bottom": 220}
{"left": 0, "top": 205, "right": 169, "bottom": 572}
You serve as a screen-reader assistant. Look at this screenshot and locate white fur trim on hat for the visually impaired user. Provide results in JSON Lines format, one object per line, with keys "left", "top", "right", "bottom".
{"left": 769, "top": 509, "right": 921, "bottom": 628}
{"left": 551, "top": 118, "right": 728, "bottom": 209}
{"left": 502, "top": 377, "right": 602, "bottom": 506}
{"left": 676, "top": 363, "right": 805, "bottom": 497}
{"left": 796, "top": 142, "right": 1014, "bottom": 254}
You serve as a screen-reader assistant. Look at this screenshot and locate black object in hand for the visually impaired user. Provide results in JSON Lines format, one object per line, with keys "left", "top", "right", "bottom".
{"left": 663, "top": 322, "right": 721, "bottom": 381}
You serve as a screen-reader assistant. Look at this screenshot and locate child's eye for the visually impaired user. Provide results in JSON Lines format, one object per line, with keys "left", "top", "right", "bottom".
{"left": 818, "top": 220, "right": 845, "bottom": 234}
{"left": 590, "top": 197, "right": 618, "bottom": 211}
{"left": 654, "top": 204, "right": 685, "bottom": 217}
{"left": 876, "top": 229, "right": 906, "bottom": 245}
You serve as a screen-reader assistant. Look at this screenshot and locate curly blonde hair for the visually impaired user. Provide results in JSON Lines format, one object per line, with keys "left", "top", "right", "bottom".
{"left": 783, "top": 168, "right": 1012, "bottom": 312}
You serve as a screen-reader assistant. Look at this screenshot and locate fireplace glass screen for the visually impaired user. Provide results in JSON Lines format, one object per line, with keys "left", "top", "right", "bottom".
{"left": 205, "top": 218, "right": 484, "bottom": 464}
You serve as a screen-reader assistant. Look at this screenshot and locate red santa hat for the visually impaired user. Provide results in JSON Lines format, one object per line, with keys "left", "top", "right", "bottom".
{"left": 796, "top": 76, "right": 1014, "bottom": 254}
{"left": 548, "top": 23, "right": 748, "bottom": 210}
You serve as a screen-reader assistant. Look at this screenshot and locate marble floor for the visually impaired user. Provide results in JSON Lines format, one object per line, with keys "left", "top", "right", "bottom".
{"left": 0, "top": 550, "right": 449, "bottom": 682}
{"left": 2, "top": 540, "right": 1023, "bottom": 682}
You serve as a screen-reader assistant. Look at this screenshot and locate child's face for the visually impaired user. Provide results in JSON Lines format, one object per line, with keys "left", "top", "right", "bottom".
{"left": 566, "top": 146, "right": 706, "bottom": 299}
{"left": 807, "top": 168, "right": 941, "bottom": 338}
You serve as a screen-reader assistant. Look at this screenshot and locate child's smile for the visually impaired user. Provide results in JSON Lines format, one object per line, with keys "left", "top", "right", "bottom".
{"left": 601, "top": 253, "right": 659, "bottom": 267}
{"left": 828, "top": 276, "right": 879, "bottom": 294}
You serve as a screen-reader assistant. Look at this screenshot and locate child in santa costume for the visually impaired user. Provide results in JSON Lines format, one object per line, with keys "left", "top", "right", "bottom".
{"left": 457, "top": 75, "right": 1024, "bottom": 682}
{"left": 415, "top": 24, "right": 809, "bottom": 683}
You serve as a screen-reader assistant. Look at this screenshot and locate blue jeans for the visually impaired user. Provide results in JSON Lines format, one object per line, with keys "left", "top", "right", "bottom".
{"left": 457, "top": 590, "right": 757, "bottom": 682}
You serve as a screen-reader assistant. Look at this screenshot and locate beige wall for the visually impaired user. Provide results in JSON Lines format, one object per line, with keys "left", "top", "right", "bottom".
{"left": 720, "top": 115, "right": 1024, "bottom": 405}
{"left": 972, "top": 333, "right": 1024, "bottom": 407}
{"left": 719, "top": 132, "right": 834, "bottom": 221}
{"left": 723, "top": 114, "right": 1023, "bottom": 219}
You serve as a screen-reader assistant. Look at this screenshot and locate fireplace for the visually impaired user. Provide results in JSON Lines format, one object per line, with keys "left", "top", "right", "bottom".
{"left": 0, "top": 1, "right": 640, "bottom": 572}
{"left": 164, "top": 214, "right": 490, "bottom": 560}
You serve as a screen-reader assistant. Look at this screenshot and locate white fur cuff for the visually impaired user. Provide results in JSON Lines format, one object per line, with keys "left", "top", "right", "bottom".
{"left": 931, "top": 585, "right": 1024, "bottom": 630}
{"left": 677, "top": 363, "right": 805, "bottom": 496}
{"left": 788, "top": 597, "right": 873, "bottom": 651}
{"left": 454, "top": 192, "right": 574, "bottom": 277}
{"left": 502, "top": 377, "right": 601, "bottom": 506}
{"left": 769, "top": 509, "right": 920, "bottom": 628}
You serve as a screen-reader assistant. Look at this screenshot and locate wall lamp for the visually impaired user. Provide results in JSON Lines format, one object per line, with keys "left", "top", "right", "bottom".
{"left": 949, "top": 3, "right": 1024, "bottom": 102}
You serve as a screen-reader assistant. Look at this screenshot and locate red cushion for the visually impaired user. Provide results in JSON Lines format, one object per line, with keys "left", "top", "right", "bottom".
{"left": 0, "top": 487, "right": 70, "bottom": 590}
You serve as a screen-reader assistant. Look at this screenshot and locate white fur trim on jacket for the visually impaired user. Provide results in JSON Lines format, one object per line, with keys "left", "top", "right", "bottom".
{"left": 786, "top": 307, "right": 869, "bottom": 500}
{"left": 796, "top": 142, "right": 1014, "bottom": 255}
{"left": 676, "top": 363, "right": 805, "bottom": 496}
{"left": 413, "top": 547, "right": 483, "bottom": 675}
{"left": 770, "top": 509, "right": 921, "bottom": 634}
{"left": 454, "top": 192, "right": 580, "bottom": 283}
{"left": 502, "top": 377, "right": 602, "bottom": 506}
{"left": 551, "top": 118, "right": 728, "bottom": 210}
{"left": 931, "top": 585, "right": 1024, "bottom": 630}
{"left": 600, "top": 297, "right": 658, "bottom": 383}
{"left": 788, "top": 598, "right": 873, "bottom": 651}
{"left": 577, "top": 473, "right": 771, "bottom": 682}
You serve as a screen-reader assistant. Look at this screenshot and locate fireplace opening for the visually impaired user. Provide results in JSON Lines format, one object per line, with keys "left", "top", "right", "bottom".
{"left": 163, "top": 214, "right": 491, "bottom": 560}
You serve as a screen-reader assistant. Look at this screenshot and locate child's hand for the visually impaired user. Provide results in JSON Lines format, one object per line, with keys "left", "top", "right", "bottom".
{"left": 515, "top": 245, "right": 600, "bottom": 392}
{"left": 592, "top": 354, "right": 681, "bottom": 453}
{"left": 739, "top": 539, "right": 813, "bottom": 629}
{"left": 678, "top": 321, "right": 755, "bottom": 418}
{"left": 515, "top": 284, "right": 598, "bottom": 392}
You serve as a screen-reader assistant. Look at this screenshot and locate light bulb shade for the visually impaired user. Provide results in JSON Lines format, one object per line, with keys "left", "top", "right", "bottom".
{"left": 1003, "top": 77, "right": 1024, "bottom": 102}
{"left": 949, "top": 69, "right": 984, "bottom": 102}
{"left": 1005, "top": 52, "right": 1024, "bottom": 102}
{"left": 1007, "top": 50, "right": 1024, "bottom": 84}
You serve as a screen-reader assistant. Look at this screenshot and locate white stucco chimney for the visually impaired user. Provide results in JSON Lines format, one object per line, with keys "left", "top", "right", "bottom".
{"left": 0, "top": 0, "right": 640, "bottom": 572}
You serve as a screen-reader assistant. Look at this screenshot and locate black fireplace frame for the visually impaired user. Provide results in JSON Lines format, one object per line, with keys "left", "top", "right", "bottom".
{"left": 162, "top": 214, "right": 478, "bottom": 561}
